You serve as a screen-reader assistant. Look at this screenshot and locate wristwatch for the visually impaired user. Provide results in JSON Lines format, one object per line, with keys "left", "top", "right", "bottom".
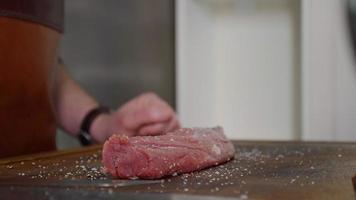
{"left": 78, "top": 106, "right": 111, "bottom": 146}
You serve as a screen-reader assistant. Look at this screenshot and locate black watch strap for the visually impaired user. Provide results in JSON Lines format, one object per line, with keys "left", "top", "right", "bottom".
{"left": 78, "top": 106, "right": 110, "bottom": 146}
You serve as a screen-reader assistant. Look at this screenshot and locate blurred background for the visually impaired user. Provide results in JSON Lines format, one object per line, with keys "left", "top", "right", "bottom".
{"left": 58, "top": 0, "right": 356, "bottom": 149}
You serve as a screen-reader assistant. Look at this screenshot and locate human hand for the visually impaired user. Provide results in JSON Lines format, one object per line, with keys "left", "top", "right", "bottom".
{"left": 91, "top": 92, "right": 180, "bottom": 142}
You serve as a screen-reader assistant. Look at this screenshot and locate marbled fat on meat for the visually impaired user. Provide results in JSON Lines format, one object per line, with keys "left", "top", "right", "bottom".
{"left": 102, "top": 127, "right": 235, "bottom": 179}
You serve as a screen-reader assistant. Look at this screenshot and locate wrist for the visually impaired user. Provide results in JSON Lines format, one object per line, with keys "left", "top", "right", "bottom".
{"left": 90, "top": 113, "right": 113, "bottom": 143}
{"left": 78, "top": 106, "right": 111, "bottom": 145}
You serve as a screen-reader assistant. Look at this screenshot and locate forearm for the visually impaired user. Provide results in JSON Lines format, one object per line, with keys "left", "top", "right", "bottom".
{"left": 54, "top": 63, "right": 99, "bottom": 136}
{"left": 53, "top": 62, "right": 180, "bottom": 143}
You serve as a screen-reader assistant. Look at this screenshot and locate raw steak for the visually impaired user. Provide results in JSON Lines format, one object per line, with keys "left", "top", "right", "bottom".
{"left": 102, "top": 127, "right": 235, "bottom": 179}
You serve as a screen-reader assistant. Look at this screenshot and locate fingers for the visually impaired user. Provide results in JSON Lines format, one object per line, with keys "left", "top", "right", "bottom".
{"left": 137, "top": 122, "right": 168, "bottom": 136}
{"left": 137, "top": 116, "right": 181, "bottom": 136}
{"left": 118, "top": 93, "right": 174, "bottom": 130}
{"left": 121, "top": 107, "right": 172, "bottom": 132}
{"left": 165, "top": 116, "right": 180, "bottom": 132}
{"left": 114, "top": 92, "right": 181, "bottom": 136}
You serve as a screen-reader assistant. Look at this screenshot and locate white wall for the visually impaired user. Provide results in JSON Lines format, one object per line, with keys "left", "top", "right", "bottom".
{"left": 302, "top": 0, "right": 356, "bottom": 141}
{"left": 177, "top": 0, "right": 356, "bottom": 141}
{"left": 176, "top": 0, "right": 301, "bottom": 140}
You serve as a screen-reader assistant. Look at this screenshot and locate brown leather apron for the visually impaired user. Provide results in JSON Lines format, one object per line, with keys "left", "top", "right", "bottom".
{"left": 0, "top": 0, "right": 64, "bottom": 158}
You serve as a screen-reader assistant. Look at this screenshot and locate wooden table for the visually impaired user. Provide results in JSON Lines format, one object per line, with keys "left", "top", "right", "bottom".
{"left": 0, "top": 141, "right": 356, "bottom": 200}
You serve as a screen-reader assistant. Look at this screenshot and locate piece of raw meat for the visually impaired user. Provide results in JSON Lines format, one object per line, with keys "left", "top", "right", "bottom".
{"left": 102, "top": 127, "right": 235, "bottom": 179}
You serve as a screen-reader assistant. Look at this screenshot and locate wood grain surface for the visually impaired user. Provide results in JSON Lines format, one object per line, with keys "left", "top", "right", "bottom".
{"left": 0, "top": 141, "right": 356, "bottom": 200}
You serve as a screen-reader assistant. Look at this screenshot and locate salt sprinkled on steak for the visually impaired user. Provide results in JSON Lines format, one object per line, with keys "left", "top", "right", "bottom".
{"left": 102, "top": 126, "right": 235, "bottom": 179}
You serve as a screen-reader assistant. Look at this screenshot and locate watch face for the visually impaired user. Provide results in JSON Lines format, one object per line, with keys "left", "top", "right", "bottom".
{"left": 78, "top": 131, "right": 92, "bottom": 146}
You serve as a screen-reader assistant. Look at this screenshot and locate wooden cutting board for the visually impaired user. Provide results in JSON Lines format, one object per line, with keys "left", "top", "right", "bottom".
{"left": 0, "top": 141, "right": 355, "bottom": 200}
